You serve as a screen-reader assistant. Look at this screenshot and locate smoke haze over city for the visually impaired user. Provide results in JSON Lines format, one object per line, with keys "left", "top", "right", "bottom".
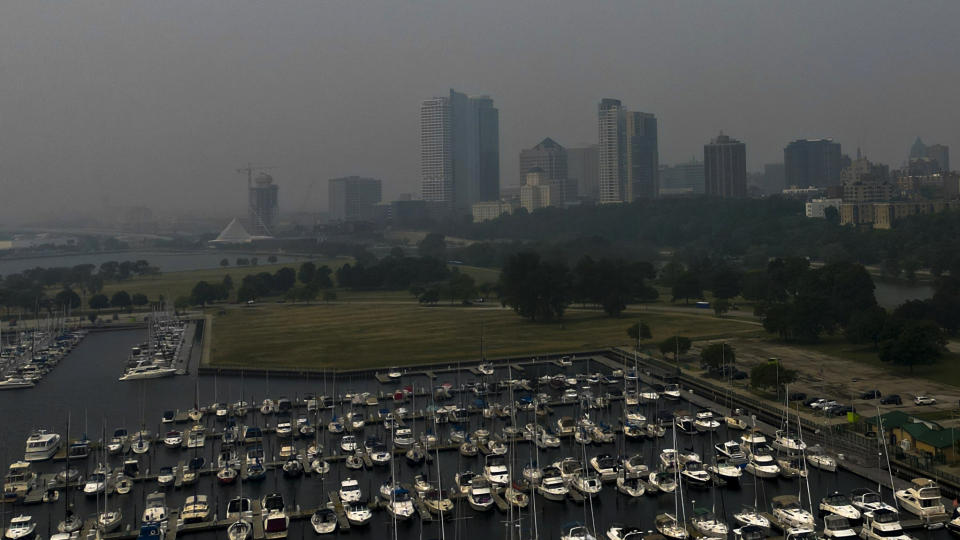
{"left": 1, "top": 0, "right": 957, "bottom": 223}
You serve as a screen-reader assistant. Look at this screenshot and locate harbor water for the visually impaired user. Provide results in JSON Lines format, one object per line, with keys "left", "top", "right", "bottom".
{"left": 0, "top": 329, "right": 952, "bottom": 539}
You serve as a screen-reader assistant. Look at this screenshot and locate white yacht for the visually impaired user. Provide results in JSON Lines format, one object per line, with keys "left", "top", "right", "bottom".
{"left": 733, "top": 506, "right": 771, "bottom": 530}
{"left": 311, "top": 508, "right": 337, "bottom": 534}
{"left": 570, "top": 470, "right": 602, "bottom": 498}
{"left": 226, "top": 497, "right": 252, "bottom": 520}
{"left": 345, "top": 502, "right": 372, "bottom": 526}
{"left": 655, "top": 513, "right": 688, "bottom": 539}
{"left": 141, "top": 491, "right": 169, "bottom": 527}
{"left": 662, "top": 384, "right": 681, "bottom": 400}
{"left": 182, "top": 494, "right": 211, "bottom": 524}
{"left": 83, "top": 465, "right": 108, "bottom": 496}
{"left": 715, "top": 440, "right": 747, "bottom": 464}
{"left": 680, "top": 461, "right": 711, "bottom": 487}
{"left": 691, "top": 509, "right": 729, "bottom": 538}
{"left": 771, "top": 495, "right": 815, "bottom": 530}
{"left": 694, "top": 411, "right": 720, "bottom": 432}
{"left": 772, "top": 429, "right": 807, "bottom": 452}
{"left": 483, "top": 456, "right": 509, "bottom": 486}
{"left": 806, "top": 446, "right": 837, "bottom": 472}
{"left": 745, "top": 444, "right": 779, "bottom": 478}
{"left": 850, "top": 489, "right": 897, "bottom": 514}
{"left": 649, "top": 471, "right": 676, "bottom": 493}
{"left": 707, "top": 458, "right": 742, "bottom": 484}
{"left": 385, "top": 488, "right": 415, "bottom": 520}
{"left": 820, "top": 491, "right": 861, "bottom": 522}
{"left": 468, "top": 478, "right": 494, "bottom": 511}
{"left": 861, "top": 508, "right": 912, "bottom": 540}
{"left": 822, "top": 514, "right": 857, "bottom": 539}
{"left": 339, "top": 478, "right": 362, "bottom": 503}
{"left": 538, "top": 467, "right": 569, "bottom": 501}
{"left": 895, "top": 478, "right": 945, "bottom": 519}
{"left": 616, "top": 470, "right": 645, "bottom": 497}
{"left": 263, "top": 510, "right": 289, "bottom": 539}
{"left": 4, "top": 515, "right": 36, "bottom": 540}
{"left": 119, "top": 363, "right": 175, "bottom": 381}
{"left": 24, "top": 429, "right": 61, "bottom": 462}
{"left": 3, "top": 462, "right": 36, "bottom": 500}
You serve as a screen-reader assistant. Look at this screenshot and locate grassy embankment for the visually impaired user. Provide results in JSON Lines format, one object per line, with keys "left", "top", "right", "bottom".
{"left": 207, "top": 302, "right": 762, "bottom": 370}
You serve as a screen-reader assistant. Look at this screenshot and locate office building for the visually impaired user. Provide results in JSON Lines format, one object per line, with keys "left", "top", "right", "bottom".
{"left": 248, "top": 172, "right": 279, "bottom": 236}
{"left": 704, "top": 133, "right": 747, "bottom": 198}
{"left": 519, "top": 138, "right": 576, "bottom": 205}
{"left": 805, "top": 198, "right": 842, "bottom": 218}
{"left": 567, "top": 145, "right": 599, "bottom": 200}
{"left": 659, "top": 159, "right": 705, "bottom": 196}
{"left": 520, "top": 168, "right": 553, "bottom": 212}
{"left": 328, "top": 176, "right": 382, "bottom": 222}
{"left": 597, "top": 99, "right": 659, "bottom": 203}
{"left": 784, "top": 138, "right": 843, "bottom": 187}
{"left": 420, "top": 89, "right": 500, "bottom": 212}
{"left": 472, "top": 200, "right": 514, "bottom": 223}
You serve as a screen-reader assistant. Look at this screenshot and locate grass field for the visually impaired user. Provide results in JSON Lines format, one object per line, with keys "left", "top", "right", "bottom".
{"left": 207, "top": 302, "right": 761, "bottom": 370}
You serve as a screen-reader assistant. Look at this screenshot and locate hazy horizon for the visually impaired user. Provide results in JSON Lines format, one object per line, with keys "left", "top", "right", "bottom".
{"left": 1, "top": 0, "right": 957, "bottom": 224}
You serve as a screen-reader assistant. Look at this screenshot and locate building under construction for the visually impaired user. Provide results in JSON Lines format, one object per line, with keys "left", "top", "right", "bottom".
{"left": 247, "top": 171, "right": 279, "bottom": 237}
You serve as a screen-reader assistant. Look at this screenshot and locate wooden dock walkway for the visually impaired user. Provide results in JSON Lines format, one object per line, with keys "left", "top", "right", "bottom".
{"left": 327, "top": 491, "right": 351, "bottom": 531}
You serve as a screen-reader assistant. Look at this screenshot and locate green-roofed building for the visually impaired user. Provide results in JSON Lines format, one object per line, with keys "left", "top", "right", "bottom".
{"left": 866, "top": 410, "right": 960, "bottom": 462}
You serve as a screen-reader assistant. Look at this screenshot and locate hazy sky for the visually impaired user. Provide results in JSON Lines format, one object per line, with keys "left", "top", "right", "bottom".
{"left": 1, "top": 0, "right": 957, "bottom": 223}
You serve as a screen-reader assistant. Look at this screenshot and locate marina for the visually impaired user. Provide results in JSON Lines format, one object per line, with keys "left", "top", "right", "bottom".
{"left": 0, "top": 328, "right": 955, "bottom": 540}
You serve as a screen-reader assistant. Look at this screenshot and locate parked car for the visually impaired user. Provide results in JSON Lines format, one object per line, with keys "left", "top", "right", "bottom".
{"left": 807, "top": 398, "right": 827, "bottom": 409}
{"left": 821, "top": 401, "right": 841, "bottom": 413}
{"left": 860, "top": 390, "right": 882, "bottom": 400}
{"left": 731, "top": 370, "right": 748, "bottom": 380}
{"left": 803, "top": 397, "right": 824, "bottom": 407}
{"left": 914, "top": 395, "right": 936, "bottom": 406}
{"left": 880, "top": 394, "right": 902, "bottom": 405}
{"left": 788, "top": 392, "right": 807, "bottom": 402}
{"left": 831, "top": 405, "right": 856, "bottom": 416}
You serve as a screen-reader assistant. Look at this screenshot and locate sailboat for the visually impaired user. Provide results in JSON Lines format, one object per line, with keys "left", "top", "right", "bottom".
{"left": 656, "top": 421, "right": 689, "bottom": 539}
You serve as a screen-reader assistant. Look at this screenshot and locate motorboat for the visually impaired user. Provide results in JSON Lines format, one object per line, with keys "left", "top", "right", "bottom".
{"left": 557, "top": 416, "right": 575, "bottom": 435}
{"left": 655, "top": 513, "right": 689, "bottom": 539}
{"left": 454, "top": 471, "right": 475, "bottom": 495}
{"left": 895, "top": 478, "right": 945, "bottom": 519}
{"left": 478, "top": 363, "right": 495, "bottom": 375}
{"left": 606, "top": 524, "right": 644, "bottom": 540}
{"left": 281, "top": 456, "right": 303, "bottom": 478}
{"left": 468, "top": 478, "right": 494, "bottom": 511}
{"left": 822, "top": 514, "right": 857, "bottom": 539}
{"left": 262, "top": 492, "right": 285, "bottom": 514}
{"left": 562, "top": 523, "right": 597, "bottom": 540}
{"left": 660, "top": 449, "right": 678, "bottom": 471}
{"left": 339, "top": 478, "right": 362, "bottom": 503}
{"left": 83, "top": 465, "right": 108, "bottom": 496}
{"left": 740, "top": 429, "right": 766, "bottom": 449}
{"left": 677, "top": 449, "right": 701, "bottom": 465}
{"left": 649, "top": 471, "right": 676, "bottom": 493}
{"left": 182, "top": 494, "right": 211, "bottom": 524}
{"left": 725, "top": 415, "right": 748, "bottom": 431}
{"left": 182, "top": 457, "right": 204, "bottom": 486}
{"left": 141, "top": 492, "right": 169, "bottom": 526}
{"left": 107, "top": 428, "right": 128, "bottom": 454}
{"left": 131, "top": 431, "right": 151, "bottom": 455}
{"left": 423, "top": 489, "right": 454, "bottom": 515}
{"left": 163, "top": 431, "right": 182, "bottom": 448}
{"left": 694, "top": 411, "right": 720, "bottom": 432}
{"left": 394, "top": 427, "right": 415, "bottom": 447}
{"left": 345, "top": 452, "right": 363, "bottom": 470}
{"left": 820, "top": 491, "right": 861, "bottom": 523}
{"left": 715, "top": 440, "right": 747, "bottom": 464}
{"left": 385, "top": 488, "right": 415, "bottom": 520}
{"left": 405, "top": 444, "right": 425, "bottom": 466}
{"left": 691, "top": 508, "right": 729, "bottom": 538}
{"left": 538, "top": 467, "right": 569, "bottom": 501}
{"left": 733, "top": 525, "right": 766, "bottom": 540}
{"left": 745, "top": 445, "right": 779, "bottom": 478}
{"left": 776, "top": 455, "right": 807, "bottom": 479}
{"left": 311, "top": 458, "right": 330, "bottom": 475}
{"left": 662, "top": 383, "right": 681, "bottom": 400}
{"left": 345, "top": 501, "right": 372, "bottom": 526}
{"left": 226, "top": 497, "right": 252, "bottom": 520}
{"left": 674, "top": 415, "right": 696, "bottom": 435}
{"left": 850, "top": 489, "right": 897, "bottom": 514}
{"left": 311, "top": 508, "right": 337, "bottom": 534}
{"left": 589, "top": 454, "right": 619, "bottom": 482}
{"left": 707, "top": 457, "right": 742, "bottom": 484}
{"left": 505, "top": 485, "right": 529, "bottom": 508}
{"left": 569, "top": 470, "right": 602, "bottom": 498}
{"left": 275, "top": 417, "right": 293, "bottom": 438}
{"left": 98, "top": 508, "right": 123, "bottom": 533}
{"left": 157, "top": 466, "right": 175, "bottom": 488}
{"left": 680, "top": 461, "right": 711, "bottom": 487}
{"left": 460, "top": 441, "right": 478, "bottom": 457}
{"left": 370, "top": 444, "right": 391, "bottom": 466}
{"left": 4, "top": 515, "right": 36, "bottom": 540}
{"left": 622, "top": 455, "right": 649, "bottom": 477}
{"left": 861, "top": 508, "right": 912, "bottom": 540}
{"left": 733, "top": 506, "right": 771, "bottom": 530}
{"left": 53, "top": 466, "right": 81, "bottom": 486}
{"left": 227, "top": 519, "right": 252, "bottom": 540}
{"left": 24, "top": 429, "right": 61, "bottom": 461}
{"left": 260, "top": 399, "right": 276, "bottom": 415}
{"left": 186, "top": 425, "right": 205, "bottom": 448}
{"left": 616, "top": 471, "right": 645, "bottom": 497}
{"left": 483, "top": 455, "right": 510, "bottom": 486}
{"left": 522, "top": 463, "right": 543, "bottom": 484}
{"left": 57, "top": 511, "right": 82, "bottom": 534}
{"left": 263, "top": 509, "right": 289, "bottom": 539}
{"left": 646, "top": 422, "right": 666, "bottom": 438}
{"left": 623, "top": 423, "right": 645, "bottom": 440}
{"left": 771, "top": 495, "right": 815, "bottom": 530}
{"left": 3, "top": 462, "right": 36, "bottom": 500}
{"left": 119, "top": 363, "right": 175, "bottom": 381}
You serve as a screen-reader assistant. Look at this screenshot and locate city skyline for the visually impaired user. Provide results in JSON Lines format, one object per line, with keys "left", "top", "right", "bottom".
{"left": 1, "top": 1, "right": 958, "bottom": 222}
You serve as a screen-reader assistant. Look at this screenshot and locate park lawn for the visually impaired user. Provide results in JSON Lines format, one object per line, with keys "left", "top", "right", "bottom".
{"left": 785, "top": 336, "right": 960, "bottom": 388}
{"left": 454, "top": 265, "right": 500, "bottom": 285}
{"left": 207, "top": 302, "right": 760, "bottom": 370}
{"left": 99, "top": 258, "right": 347, "bottom": 304}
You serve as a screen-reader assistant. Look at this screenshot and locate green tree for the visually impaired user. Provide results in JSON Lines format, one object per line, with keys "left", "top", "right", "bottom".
{"left": 298, "top": 262, "right": 317, "bottom": 284}
{"left": 845, "top": 306, "right": 888, "bottom": 348}
{"left": 54, "top": 289, "right": 81, "bottom": 310}
{"left": 878, "top": 320, "right": 946, "bottom": 374}
{"left": 313, "top": 266, "right": 334, "bottom": 289}
{"left": 659, "top": 261, "right": 686, "bottom": 288}
{"left": 497, "top": 252, "right": 571, "bottom": 321}
{"left": 131, "top": 293, "right": 149, "bottom": 307}
{"left": 220, "top": 258, "right": 229, "bottom": 267}
{"left": 711, "top": 268, "right": 743, "bottom": 299}
{"left": 418, "top": 233, "right": 447, "bottom": 262}
{"left": 222, "top": 274, "right": 234, "bottom": 293}
{"left": 110, "top": 290, "right": 132, "bottom": 312}
{"left": 626, "top": 321, "right": 652, "bottom": 342}
{"left": 273, "top": 267, "right": 297, "bottom": 292}
{"left": 236, "top": 285, "right": 257, "bottom": 303}
{"left": 190, "top": 281, "right": 219, "bottom": 307}
{"left": 89, "top": 293, "right": 109, "bottom": 311}
{"left": 671, "top": 272, "right": 703, "bottom": 304}
{"left": 322, "top": 290, "right": 337, "bottom": 303}
{"left": 174, "top": 296, "right": 191, "bottom": 310}
{"left": 418, "top": 289, "right": 440, "bottom": 304}
{"left": 750, "top": 360, "right": 797, "bottom": 391}
{"left": 700, "top": 343, "right": 735, "bottom": 373}
{"left": 658, "top": 336, "right": 692, "bottom": 361}
{"left": 824, "top": 205, "right": 840, "bottom": 225}
{"left": 713, "top": 298, "right": 731, "bottom": 317}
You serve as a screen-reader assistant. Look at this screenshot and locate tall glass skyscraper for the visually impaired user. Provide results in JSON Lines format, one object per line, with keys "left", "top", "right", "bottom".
{"left": 598, "top": 99, "right": 658, "bottom": 203}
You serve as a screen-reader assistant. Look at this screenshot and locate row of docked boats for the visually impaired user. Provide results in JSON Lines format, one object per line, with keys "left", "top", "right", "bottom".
{"left": 118, "top": 313, "right": 185, "bottom": 381}
{"left": 0, "top": 324, "right": 86, "bottom": 390}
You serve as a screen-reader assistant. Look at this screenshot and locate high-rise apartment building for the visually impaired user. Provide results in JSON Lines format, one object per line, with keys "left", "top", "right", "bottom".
{"left": 520, "top": 168, "right": 553, "bottom": 212}
{"left": 659, "top": 159, "right": 705, "bottom": 196}
{"left": 328, "top": 176, "right": 382, "bottom": 222}
{"left": 784, "top": 138, "right": 843, "bottom": 187}
{"left": 704, "top": 133, "right": 747, "bottom": 198}
{"left": 597, "top": 99, "right": 659, "bottom": 203}
{"left": 248, "top": 173, "right": 279, "bottom": 236}
{"left": 519, "top": 137, "right": 575, "bottom": 205}
{"left": 420, "top": 89, "right": 500, "bottom": 212}
{"left": 625, "top": 112, "right": 659, "bottom": 200}
{"left": 567, "top": 145, "right": 599, "bottom": 200}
